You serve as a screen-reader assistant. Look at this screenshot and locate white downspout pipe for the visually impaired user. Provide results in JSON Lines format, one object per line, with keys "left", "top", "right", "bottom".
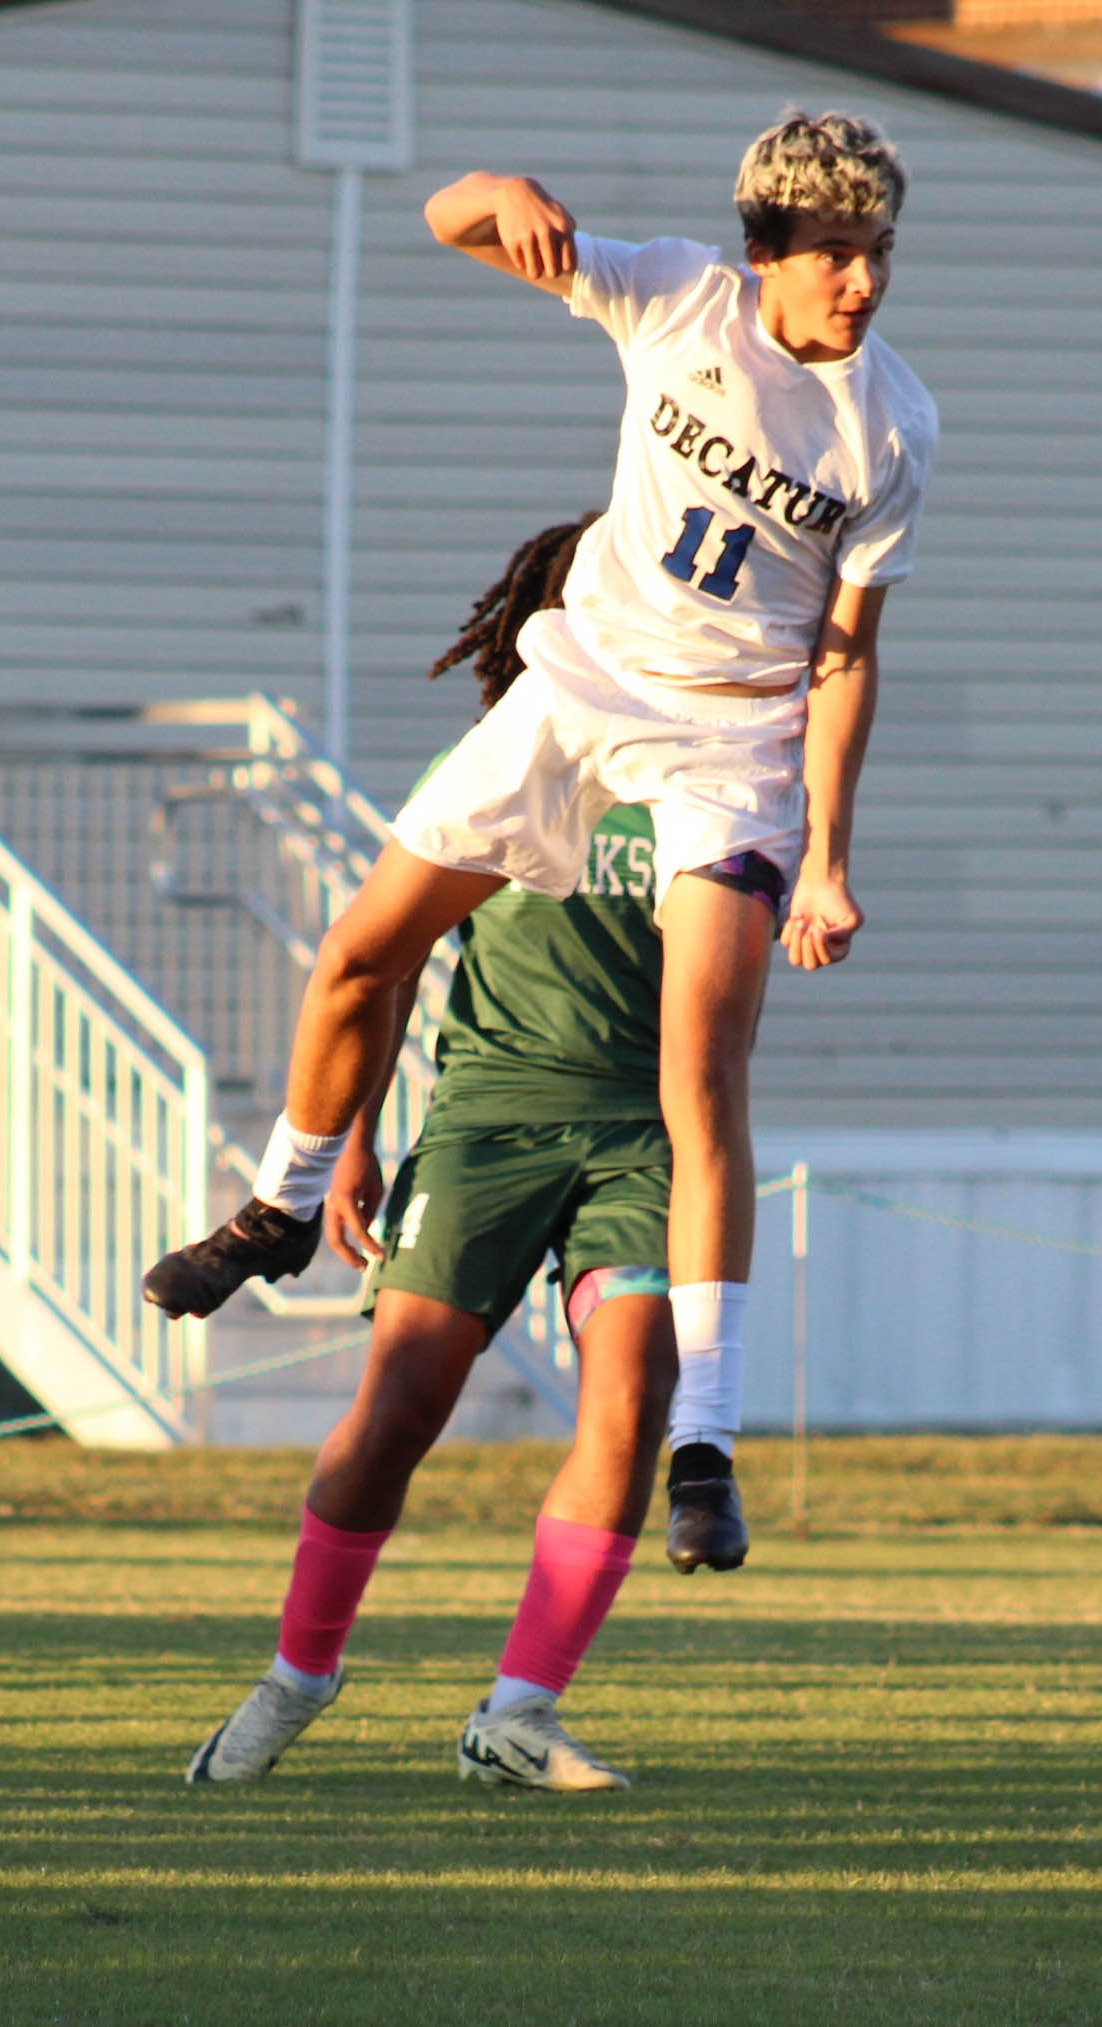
{"left": 322, "top": 164, "right": 363, "bottom": 787}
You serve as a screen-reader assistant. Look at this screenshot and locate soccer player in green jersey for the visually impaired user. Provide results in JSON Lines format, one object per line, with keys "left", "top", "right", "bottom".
{"left": 182, "top": 519, "right": 752, "bottom": 1794}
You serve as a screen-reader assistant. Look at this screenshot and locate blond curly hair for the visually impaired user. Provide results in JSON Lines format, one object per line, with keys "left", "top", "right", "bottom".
{"left": 735, "top": 109, "right": 907, "bottom": 255}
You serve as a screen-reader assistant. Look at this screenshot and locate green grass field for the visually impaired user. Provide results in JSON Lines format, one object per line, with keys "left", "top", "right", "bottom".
{"left": 2, "top": 1438, "right": 1100, "bottom": 2027}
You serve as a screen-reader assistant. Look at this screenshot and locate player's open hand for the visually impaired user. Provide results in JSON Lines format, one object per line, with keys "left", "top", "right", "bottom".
{"left": 781, "top": 873, "right": 864, "bottom": 971}
{"left": 496, "top": 176, "right": 577, "bottom": 282}
{"left": 324, "top": 1145, "right": 386, "bottom": 1271}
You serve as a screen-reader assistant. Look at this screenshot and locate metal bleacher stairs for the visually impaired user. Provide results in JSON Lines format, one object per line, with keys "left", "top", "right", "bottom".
{"left": 0, "top": 698, "right": 576, "bottom": 1447}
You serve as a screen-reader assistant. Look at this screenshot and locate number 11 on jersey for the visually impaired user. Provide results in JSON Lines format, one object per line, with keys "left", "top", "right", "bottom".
{"left": 661, "top": 507, "right": 755, "bottom": 601}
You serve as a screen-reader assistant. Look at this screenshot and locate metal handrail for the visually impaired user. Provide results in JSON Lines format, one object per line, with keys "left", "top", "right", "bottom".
{"left": 146, "top": 704, "right": 456, "bottom": 1061}
{"left": 0, "top": 696, "right": 578, "bottom": 1424}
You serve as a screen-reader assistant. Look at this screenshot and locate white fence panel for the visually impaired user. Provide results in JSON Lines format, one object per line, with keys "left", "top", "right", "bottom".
{"left": 747, "top": 1134, "right": 1102, "bottom": 1431}
{"left": 0, "top": 841, "right": 207, "bottom": 1438}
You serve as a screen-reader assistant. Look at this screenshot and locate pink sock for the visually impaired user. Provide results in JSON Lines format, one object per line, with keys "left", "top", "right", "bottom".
{"left": 277, "top": 1505, "right": 391, "bottom": 1676}
{"left": 497, "top": 1514, "right": 636, "bottom": 1697}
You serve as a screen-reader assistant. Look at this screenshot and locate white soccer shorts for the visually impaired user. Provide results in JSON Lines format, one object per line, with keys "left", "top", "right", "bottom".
{"left": 392, "top": 610, "right": 806, "bottom": 925}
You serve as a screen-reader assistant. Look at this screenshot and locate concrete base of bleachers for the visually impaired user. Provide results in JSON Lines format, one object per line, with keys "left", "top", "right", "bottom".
{"left": 0, "top": 1253, "right": 190, "bottom": 1449}
{"left": 201, "top": 1295, "right": 572, "bottom": 1448}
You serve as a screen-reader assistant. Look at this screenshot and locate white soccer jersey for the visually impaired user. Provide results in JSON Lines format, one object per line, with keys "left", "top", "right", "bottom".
{"left": 530, "top": 233, "right": 937, "bottom": 691}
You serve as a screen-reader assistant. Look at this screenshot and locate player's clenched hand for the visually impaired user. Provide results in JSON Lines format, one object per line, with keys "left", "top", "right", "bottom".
{"left": 781, "top": 873, "right": 864, "bottom": 971}
{"left": 495, "top": 177, "right": 577, "bottom": 281}
{"left": 324, "top": 1144, "right": 386, "bottom": 1271}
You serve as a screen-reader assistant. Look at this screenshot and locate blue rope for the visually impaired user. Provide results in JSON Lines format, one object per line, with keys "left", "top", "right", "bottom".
{"left": 3, "top": 1171, "right": 1098, "bottom": 1438}
{"left": 808, "top": 1176, "right": 1102, "bottom": 1257}
{"left": 0, "top": 1330, "right": 367, "bottom": 1439}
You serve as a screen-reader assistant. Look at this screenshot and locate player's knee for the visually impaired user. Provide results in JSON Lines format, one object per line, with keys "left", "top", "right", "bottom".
{"left": 660, "top": 1046, "right": 749, "bottom": 1146}
{"left": 330, "top": 1393, "right": 442, "bottom": 1480}
{"left": 374, "top": 1414, "right": 438, "bottom": 1477}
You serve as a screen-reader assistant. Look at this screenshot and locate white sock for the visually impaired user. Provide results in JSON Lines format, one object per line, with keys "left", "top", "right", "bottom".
{"left": 272, "top": 1651, "right": 340, "bottom": 1697}
{"left": 667, "top": 1280, "right": 747, "bottom": 1457}
{"left": 252, "top": 1110, "right": 350, "bottom": 1219}
{"left": 487, "top": 1673, "right": 557, "bottom": 1715}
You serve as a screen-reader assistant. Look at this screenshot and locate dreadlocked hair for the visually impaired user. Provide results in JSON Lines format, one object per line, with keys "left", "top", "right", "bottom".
{"left": 427, "top": 514, "right": 600, "bottom": 712}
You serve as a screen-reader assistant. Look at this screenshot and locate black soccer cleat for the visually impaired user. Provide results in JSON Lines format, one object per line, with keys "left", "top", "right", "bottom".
{"left": 141, "top": 1197, "right": 323, "bottom": 1320}
{"left": 666, "top": 1445, "right": 750, "bottom": 1574}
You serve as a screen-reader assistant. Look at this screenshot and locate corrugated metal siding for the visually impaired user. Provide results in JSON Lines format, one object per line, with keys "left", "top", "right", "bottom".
{"left": 0, "top": 0, "right": 1100, "bottom": 1127}
{"left": 747, "top": 1132, "right": 1102, "bottom": 1430}
{"left": 0, "top": 0, "right": 333, "bottom": 725}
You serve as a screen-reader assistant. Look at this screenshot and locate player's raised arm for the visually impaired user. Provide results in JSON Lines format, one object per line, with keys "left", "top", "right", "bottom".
{"left": 781, "top": 576, "right": 887, "bottom": 973}
{"left": 424, "top": 172, "right": 577, "bottom": 292}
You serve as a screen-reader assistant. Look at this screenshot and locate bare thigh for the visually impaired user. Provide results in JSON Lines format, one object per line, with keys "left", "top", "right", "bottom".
{"left": 659, "top": 874, "right": 776, "bottom": 1283}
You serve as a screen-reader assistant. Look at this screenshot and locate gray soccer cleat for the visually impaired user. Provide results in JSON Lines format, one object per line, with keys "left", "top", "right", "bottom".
{"left": 186, "top": 1664, "right": 344, "bottom": 1785}
{"left": 458, "top": 1694, "right": 630, "bottom": 1792}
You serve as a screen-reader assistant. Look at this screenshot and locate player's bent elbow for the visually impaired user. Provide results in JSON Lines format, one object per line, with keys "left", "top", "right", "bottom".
{"left": 423, "top": 191, "right": 450, "bottom": 243}
{"left": 314, "top": 918, "right": 396, "bottom": 1002}
{"left": 423, "top": 176, "right": 484, "bottom": 246}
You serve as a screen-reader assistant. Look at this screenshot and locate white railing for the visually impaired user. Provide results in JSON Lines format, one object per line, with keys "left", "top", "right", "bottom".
{"left": 0, "top": 696, "right": 453, "bottom": 1102}
{"left": 0, "top": 698, "right": 578, "bottom": 1422}
{"left": 0, "top": 842, "right": 208, "bottom": 1429}
{"left": 147, "top": 705, "right": 455, "bottom": 1102}
{"left": 144, "top": 703, "right": 576, "bottom": 1405}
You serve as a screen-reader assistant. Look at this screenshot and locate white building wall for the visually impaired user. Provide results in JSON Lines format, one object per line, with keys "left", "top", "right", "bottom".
{"left": 0, "top": 0, "right": 332, "bottom": 710}
{"left": 748, "top": 1132, "right": 1102, "bottom": 1430}
{"left": 0, "top": 0, "right": 1100, "bottom": 1136}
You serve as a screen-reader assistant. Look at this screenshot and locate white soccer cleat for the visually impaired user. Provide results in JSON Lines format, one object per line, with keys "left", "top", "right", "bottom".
{"left": 186, "top": 1664, "right": 344, "bottom": 1785}
{"left": 457, "top": 1694, "right": 630, "bottom": 1792}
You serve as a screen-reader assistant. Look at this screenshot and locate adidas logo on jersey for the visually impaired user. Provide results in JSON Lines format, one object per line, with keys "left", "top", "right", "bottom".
{"left": 688, "top": 365, "right": 725, "bottom": 393}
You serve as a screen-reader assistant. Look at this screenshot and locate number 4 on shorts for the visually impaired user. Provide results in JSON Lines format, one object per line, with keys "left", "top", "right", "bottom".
{"left": 661, "top": 507, "right": 755, "bottom": 601}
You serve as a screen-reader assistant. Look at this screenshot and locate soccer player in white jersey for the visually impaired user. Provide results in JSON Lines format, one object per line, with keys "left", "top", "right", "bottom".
{"left": 145, "top": 112, "right": 936, "bottom": 1542}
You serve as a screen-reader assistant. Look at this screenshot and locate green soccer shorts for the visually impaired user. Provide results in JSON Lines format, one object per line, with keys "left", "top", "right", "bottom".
{"left": 362, "top": 1115, "right": 671, "bottom": 1340}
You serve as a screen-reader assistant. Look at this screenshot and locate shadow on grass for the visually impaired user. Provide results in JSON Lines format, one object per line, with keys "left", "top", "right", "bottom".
{"left": 4, "top": 1609, "right": 1101, "bottom": 1672}
{"left": 4, "top": 1603, "right": 1100, "bottom": 2026}
{"left": 4, "top": 1613, "right": 1099, "bottom": 1854}
{"left": 2, "top": 1871, "right": 1100, "bottom": 2027}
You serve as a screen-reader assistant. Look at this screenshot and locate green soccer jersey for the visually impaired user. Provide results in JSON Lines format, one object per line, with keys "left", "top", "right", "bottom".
{"left": 423, "top": 796, "right": 660, "bottom": 1132}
